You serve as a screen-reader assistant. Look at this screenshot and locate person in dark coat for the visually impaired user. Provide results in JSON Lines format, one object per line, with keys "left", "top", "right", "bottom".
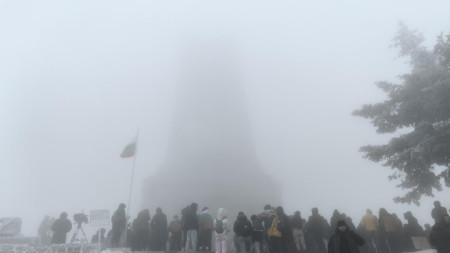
{"left": 432, "top": 201, "right": 448, "bottom": 224}
{"left": 328, "top": 220, "right": 365, "bottom": 253}
{"left": 150, "top": 207, "right": 168, "bottom": 251}
{"left": 402, "top": 211, "right": 424, "bottom": 252}
{"left": 131, "top": 209, "right": 150, "bottom": 251}
{"left": 306, "top": 208, "right": 327, "bottom": 253}
{"left": 291, "top": 211, "right": 306, "bottom": 253}
{"left": 51, "top": 212, "right": 72, "bottom": 244}
{"left": 234, "top": 212, "right": 253, "bottom": 253}
{"left": 111, "top": 203, "right": 127, "bottom": 247}
{"left": 180, "top": 205, "right": 190, "bottom": 250}
{"left": 391, "top": 213, "right": 404, "bottom": 252}
{"left": 276, "top": 206, "right": 294, "bottom": 253}
{"left": 183, "top": 202, "right": 199, "bottom": 252}
{"left": 251, "top": 214, "right": 264, "bottom": 253}
{"left": 429, "top": 214, "right": 450, "bottom": 253}
{"left": 341, "top": 214, "right": 356, "bottom": 232}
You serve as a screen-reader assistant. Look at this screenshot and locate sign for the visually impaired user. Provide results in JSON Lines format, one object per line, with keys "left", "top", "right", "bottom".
{"left": 90, "top": 210, "right": 110, "bottom": 227}
{"left": 411, "top": 237, "right": 432, "bottom": 250}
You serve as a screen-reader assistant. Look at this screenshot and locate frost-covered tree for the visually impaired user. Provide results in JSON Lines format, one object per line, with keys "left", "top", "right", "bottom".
{"left": 353, "top": 23, "right": 450, "bottom": 205}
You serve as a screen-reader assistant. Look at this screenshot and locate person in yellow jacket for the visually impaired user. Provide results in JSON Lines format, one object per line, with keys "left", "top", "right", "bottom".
{"left": 378, "top": 208, "right": 400, "bottom": 253}
{"left": 359, "top": 209, "right": 378, "bottom": 253}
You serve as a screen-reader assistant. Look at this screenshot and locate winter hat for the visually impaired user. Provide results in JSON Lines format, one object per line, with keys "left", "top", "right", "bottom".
{"left": 337, "top": 220, "right": 347, "bottom": 227}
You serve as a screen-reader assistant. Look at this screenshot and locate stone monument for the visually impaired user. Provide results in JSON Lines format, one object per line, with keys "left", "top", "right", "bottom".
{"left": 142, "top": 44, "right": 281, "bottom": 218}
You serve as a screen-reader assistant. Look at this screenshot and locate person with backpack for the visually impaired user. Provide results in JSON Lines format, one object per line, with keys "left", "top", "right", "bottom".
{"left": 267, "top": 208, "right": 282, "bottom": 253}
{"left": 234, "top": 212, "right": 253, "bottom": 253}
{"left": 215, "top": 208, "right": 230, "bottom": 253}
{"left": 251, "top": 215, "right": 264, "bottom": 253}
{"left": 259, "top": 204, "right": 274, "bottom": 253}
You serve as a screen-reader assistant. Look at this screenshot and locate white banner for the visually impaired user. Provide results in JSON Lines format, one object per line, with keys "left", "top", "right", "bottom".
{"left": 90, "top": 210, "right": 110, "bottom": 227}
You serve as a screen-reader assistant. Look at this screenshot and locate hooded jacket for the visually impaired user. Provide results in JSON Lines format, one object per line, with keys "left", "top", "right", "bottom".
{"left": 214, "top": 208, "right": 229, "bottom": 238}
{"left": 183, "top": 204, "right": 198, "bottom": 231}
{"left": 198, "top": 209, "right": 214, "bottom": 230}
{"left": 328, "top": 221, "right": 365, "bottom": 253}
{"left": 234, "top": 213, "right": 253, "bottom": 237}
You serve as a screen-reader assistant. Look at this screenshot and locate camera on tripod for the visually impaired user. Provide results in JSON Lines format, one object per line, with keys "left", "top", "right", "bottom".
{"left": 73, "top": 213, "right": 88, "bottom": 225}
{"left": 70, "top": 213, "right": 89, "bottom": 244}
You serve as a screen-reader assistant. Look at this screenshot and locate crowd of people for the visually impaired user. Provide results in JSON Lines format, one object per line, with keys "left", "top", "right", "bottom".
{"left": 40, "top": 200, "right": 450, "bottom": 253}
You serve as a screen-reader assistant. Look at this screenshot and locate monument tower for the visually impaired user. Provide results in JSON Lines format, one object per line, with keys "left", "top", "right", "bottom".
{"left": 142, "top": 43, "right": 281, "bottom": 217}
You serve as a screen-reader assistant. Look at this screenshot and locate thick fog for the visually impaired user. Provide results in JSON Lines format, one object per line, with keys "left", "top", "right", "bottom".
{"left": 1, "top": 0, "right": 450, "bottom": 237}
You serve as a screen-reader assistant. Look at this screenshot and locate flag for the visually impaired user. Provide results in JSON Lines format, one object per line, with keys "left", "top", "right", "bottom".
{"left": 121, "top": 138, "right": 137, "bottom": 158}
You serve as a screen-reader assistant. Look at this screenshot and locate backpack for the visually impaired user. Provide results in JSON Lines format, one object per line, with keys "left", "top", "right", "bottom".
{"left": 241, "top": 221, "right": 253, "bottom": 237}
{"left": 215, "top": 218, "right": 225, "bottom": 234}
{"left": 252, "top": 216, "right": 264, "bottom": 231}
{"left": 267, "top": 213, "right": 281, "bottom": 237}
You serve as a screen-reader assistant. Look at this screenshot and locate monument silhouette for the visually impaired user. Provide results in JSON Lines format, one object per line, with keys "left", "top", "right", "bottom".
{"left": 142, "top": 43, "right": 281, "bottom": 217}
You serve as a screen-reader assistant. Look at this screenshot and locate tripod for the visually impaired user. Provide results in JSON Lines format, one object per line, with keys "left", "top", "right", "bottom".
{"left": 70, "top": 223, "right": 88, "bottom": 245}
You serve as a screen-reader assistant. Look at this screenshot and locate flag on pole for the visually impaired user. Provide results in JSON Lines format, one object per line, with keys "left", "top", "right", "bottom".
{"left": 121, "top": 137, "right": 137, "bottom": 158}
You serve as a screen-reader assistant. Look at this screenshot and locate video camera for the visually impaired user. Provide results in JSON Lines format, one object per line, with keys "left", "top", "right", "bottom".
{"left": 73, "top": 213, "right": 88, "bottom": 225}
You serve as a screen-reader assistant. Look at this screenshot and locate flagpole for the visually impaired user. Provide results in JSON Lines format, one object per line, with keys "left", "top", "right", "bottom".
{"left": 127, "top": 127, "right": 139, "bottom": 217}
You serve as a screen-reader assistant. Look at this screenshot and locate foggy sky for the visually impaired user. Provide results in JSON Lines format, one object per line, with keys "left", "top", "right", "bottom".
{"left": 1, "top": 0, "right": 450, "bottom": 237}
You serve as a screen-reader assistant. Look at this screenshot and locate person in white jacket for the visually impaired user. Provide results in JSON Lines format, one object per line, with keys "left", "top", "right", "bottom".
{"left": 214, "top": 208, "right": 229, "bottom": 253}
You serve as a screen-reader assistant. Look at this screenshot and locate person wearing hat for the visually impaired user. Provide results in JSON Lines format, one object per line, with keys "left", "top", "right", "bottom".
{"left": 111, "top": 203, "right": 127, "bottom": 247}
{"left": 328, "top": 220, "right": 365, "bottom": 253}
{"left": 51, "top": 212, "right": 72, "bottom": 244}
